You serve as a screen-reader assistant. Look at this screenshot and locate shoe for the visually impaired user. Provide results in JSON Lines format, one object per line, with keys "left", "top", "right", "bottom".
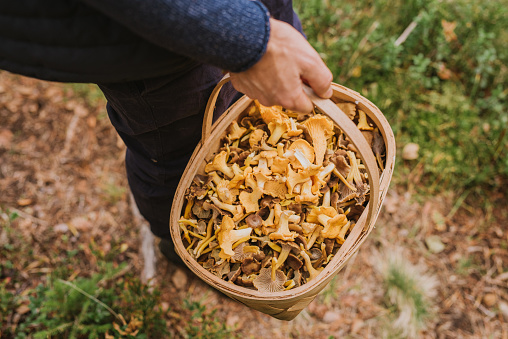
{"left": 158, "top": 238, "right": 186, "bottom": 268}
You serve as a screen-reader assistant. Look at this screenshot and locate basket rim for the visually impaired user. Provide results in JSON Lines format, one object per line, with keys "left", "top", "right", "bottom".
{"left": 170, "top": 83, "right": 395, "bottom": 300}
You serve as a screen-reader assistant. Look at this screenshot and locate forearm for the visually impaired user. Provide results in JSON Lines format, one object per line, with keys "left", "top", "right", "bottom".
{"left": 81, "top": 0, "right": 270, "bottom": 72}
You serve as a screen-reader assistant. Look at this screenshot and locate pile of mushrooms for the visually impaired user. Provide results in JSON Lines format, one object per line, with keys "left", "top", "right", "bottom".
{"left": 179, "top": 100, "right": 385, "bottom": 292}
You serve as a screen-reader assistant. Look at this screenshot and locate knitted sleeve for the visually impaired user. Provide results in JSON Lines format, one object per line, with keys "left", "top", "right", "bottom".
{"left": 81, "top": 0, "right": 271, "bottom": 72}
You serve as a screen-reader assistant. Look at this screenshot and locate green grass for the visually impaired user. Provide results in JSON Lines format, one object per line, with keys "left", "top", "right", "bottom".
{"left": 295, "top": 0, "right": 508, "bottom": 196}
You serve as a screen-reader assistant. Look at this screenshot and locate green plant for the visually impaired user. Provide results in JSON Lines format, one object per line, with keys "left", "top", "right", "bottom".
{"left": 181, "top": 297, "right": 238, "bottom": 339}
{"left": 15, "top": 263, "right": 167, "bottom": 339}
{"left": 375, "top": 248, "right": 437, "bottom": 338}
{"left": 294, "top": 0, "right": 508, "bottom": 197}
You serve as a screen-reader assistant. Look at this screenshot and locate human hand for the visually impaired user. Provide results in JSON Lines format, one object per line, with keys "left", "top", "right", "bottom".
{"left": 230, "top": 18, "right": 333, "bottom": 113}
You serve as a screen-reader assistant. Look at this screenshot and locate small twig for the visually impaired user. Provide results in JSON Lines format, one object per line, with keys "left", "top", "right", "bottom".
{"left": 10, "top": 207, "right": 49, "bottom": 226}
{"left": 394, "top": 21, "right": 418, "bottom": 47}
{"left": 57, "top": 279, "right": 125, "bottom": 324}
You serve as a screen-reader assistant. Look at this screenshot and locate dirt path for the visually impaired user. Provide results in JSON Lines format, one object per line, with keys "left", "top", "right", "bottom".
{"left": 1, "top": 73, "right": 506, "bottom": 338}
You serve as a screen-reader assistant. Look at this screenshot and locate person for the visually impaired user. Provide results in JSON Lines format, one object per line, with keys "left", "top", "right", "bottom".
{"left": 0, "top": 0, "right": 333, "bottom": 264}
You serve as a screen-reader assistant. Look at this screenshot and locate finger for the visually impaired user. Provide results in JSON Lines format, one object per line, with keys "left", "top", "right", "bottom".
{"left": 279, "top": 87, "right": 314, "bottom": 113}
{"left": 301, "top": 58, "right": 333, "bottom": 99}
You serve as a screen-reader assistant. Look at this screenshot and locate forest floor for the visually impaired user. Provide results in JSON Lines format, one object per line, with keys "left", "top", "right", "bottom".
{"left": 1, "top": 72, "right": 507, "bottom": 338}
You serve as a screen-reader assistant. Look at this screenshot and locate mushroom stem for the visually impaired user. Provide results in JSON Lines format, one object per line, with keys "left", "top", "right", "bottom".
{"left": 271, "top": 257, "right": 277, "bottom": 281}
{"left": 232, "top": 236, "right": 251, "bottom": 249}
{"left": 333, "top": 168, "right": 357, "bottom": 191}
{"left": 307, "top": 225, "right": 323, "bottom": 250}
{"left": 275, "top": 244, "right": 291, "bottom": 270}
{"left": 284, "top": 280, "right": 296, "bottom": 290}
{"left": 195, "top": 235, "right": 217, "bottom": 258}
{"left": 184, "top": 198, "right": 194, "bottom": 219}
{"left": 300, "top": 249, "right": 323, "bottom": 281}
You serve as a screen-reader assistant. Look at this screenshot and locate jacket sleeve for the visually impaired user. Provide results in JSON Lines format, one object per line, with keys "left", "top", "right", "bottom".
{"left": 80, "top": 0, "right": 271, "bottom": 72}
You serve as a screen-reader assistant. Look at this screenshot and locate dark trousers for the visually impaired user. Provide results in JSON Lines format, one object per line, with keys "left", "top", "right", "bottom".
{"left": 98, "top": 6, "right": 304, "bottom": 243}
{"left": 99, "top": 65, "right": 237, "bottom": 239}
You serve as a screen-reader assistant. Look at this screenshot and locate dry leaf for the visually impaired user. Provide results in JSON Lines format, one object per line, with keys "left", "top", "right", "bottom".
{"left": 0, "top": 128, "right": 13, "bottom": 149}
{"left": 17, "top": 198, "right": 33, "bottom": 206}
{"left": 437, "top": 63, "right": 453, "bottom": 80}
{"left": 441, "top": 20, "right": 457, "bottom": 42}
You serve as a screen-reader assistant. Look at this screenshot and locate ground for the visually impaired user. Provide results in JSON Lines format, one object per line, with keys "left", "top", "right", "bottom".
{"left": 0, "top": 72, "right": 507, "bottom": 338}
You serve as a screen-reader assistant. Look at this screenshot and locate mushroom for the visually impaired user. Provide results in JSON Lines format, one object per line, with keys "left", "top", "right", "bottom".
{"left": 271, "top": 156, "right": 289, "bottom": 174}
{"left": 239, "top": 186, "right": 263, "bottom": 214}
{"left": 300, "top": 247, "right": 323, "bottom": 282}
{"left": 306, "top": 224, "right": 324, "bottom": 250}
{"left": 306, "top": 206, "right": 338, "bottom": 223}
{"left": 324, "top": 239, "right": 335, "bottom": 257}
{"left": 241, "top": 257, "right": 261, "bottom": 275}
{"left": 274, "top": 241, "right": 300, "bottom": 270}
{"left": 228, "top": 120, "right": 248, "bottom": 140}
{"left": 227, "top": 268, "right": 242, "bottom": 282}
{"left": 336, "top": 102, "right": 357, "bottom": 120}
{"left": 287, "top": 118, "right": 303, "bottom": 137}
{"left": 216, "top": 179, "right": 237, "bottom": 205}
{"left": 263, "top": 180, "right": 287, "bottom": 199}
{"left": 269, "top": 210, "right": 298, "bottom": 241}
{"left": 329, "top": 149, "right": 351, "bottom": 178}
{"left": 372, "top": 129, "right": 385, "bottom": 170}
{"left": 205, "top": 151, "right": 234, "bottom": 178}
{"left": 336, "top": 221, "right": 352, "bottom": 244}
{"left": 286, "top": 253, "right": 303, "bottom": 271}
{"left": 321, "top": 188, "right": 331, "bottom": 207}
{"left": 216, "top": 216, "right": 253, "bottom": 260}
{"left": 210, "top": 196, "right": 244, "bottom": 221}
{"left": 210, "top": 261, "right": 230, "bottom": 279}
{"left": 259, "top": 104, "right": 290, "bottom": 145}
{"left": 286, "top": 164, "right": 320, "bottom": 194}
{"left": 245, "top": 214, "right": 263, "bottom": 229}
{"left": 295, "top": 180, "right": 319, "bottom": 205}
{"left": 253, "top": 257, "right": 287, "bottom": 292}
{"left": 236, "top": 275, "right": 255, "bottom": 287}
{"left": 192, "top": 200, "right": 212, "bottom": 219}
{"left": 302, "top": 115, "right": 335, "bottom": 166}
{"left": 317, "top": 213, "right": 349, "bottom": 239}
{"left": 288, "top": 139, "right": 315, "bottom": 169}
{"left": 357, "top": 110, "right": 373, "bottom": 131}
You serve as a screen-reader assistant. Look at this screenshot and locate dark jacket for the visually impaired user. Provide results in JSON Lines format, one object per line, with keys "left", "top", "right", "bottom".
{"left": 0, "top": 0, "right": 296, "bottom": 84}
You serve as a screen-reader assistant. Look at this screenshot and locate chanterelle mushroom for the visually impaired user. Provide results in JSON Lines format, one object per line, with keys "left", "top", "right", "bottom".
{"left": 258, "top": 104, "right": 290, "bottom": 145}
{"left": 205, "top": 151, "right": 234, "bottom": 178}
{"left": 228, "top": 120, "right": 248, "bottom": 140}
{"left": 269, "top": 210, "right": 298, "bottom": 241}
{"left": 317, "top": 213, "right": 348, "bottom": 239}
{"left": 217, "top": 216, "right": 253, "bottom": 260}
{"left": 303, "top": 115, "right": 335, "bottom": 166}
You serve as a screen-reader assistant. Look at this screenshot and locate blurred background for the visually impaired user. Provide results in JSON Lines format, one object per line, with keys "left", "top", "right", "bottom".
{"left": 1, "top": 0, "right": 506, "bottom": 338}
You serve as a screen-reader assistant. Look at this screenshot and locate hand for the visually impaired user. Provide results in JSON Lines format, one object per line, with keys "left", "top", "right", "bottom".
{"left": 230, "top": 18, "right": 333, "bottom": 113}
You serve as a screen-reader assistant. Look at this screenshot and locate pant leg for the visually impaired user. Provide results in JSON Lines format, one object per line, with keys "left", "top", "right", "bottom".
{"left": 98, "top": 65, "right": 237, "bottom": 239}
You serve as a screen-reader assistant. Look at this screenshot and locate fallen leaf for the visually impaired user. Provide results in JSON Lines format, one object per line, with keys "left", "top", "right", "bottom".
{"left": 17, "top": 198, "right": 33, "bottom": 207}
{"left": 0, "top": 129, "right": 13, "bottom": 149}
{"left": 16, "top": 305, "right": 30, "bottom": 315}
{"left": 171, "top": 268, "right": 188, "bottom": 290}
{"left": 483, "top": 293, "right": 497, "bottom": 307}
{"left": 425, "top": 235, "right": 446, "bottom": 253}
{"left": 322, "top": 310, "right": 341, "bottom": 323}
{"left": 437, "top": 63, "right": 453, "bottom": 80}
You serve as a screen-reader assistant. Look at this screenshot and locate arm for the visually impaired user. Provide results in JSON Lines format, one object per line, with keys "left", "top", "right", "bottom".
{"left": 81, "top": 0, "right": 332, "bottom": 112}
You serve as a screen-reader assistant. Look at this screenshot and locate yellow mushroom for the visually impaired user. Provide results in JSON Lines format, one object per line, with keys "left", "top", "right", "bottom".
{"left": 288, "top": 139, "right": 315, "bottom": 169}
{"left": 228, "top": 120, "right": 248, "bottom": 140}
{"left": 357, "top": 110, "right": 373, "bottom": 131}
{"left": 317, "top": 213, "right": 349, "bottom": 239}
{"left": 217, "top": 216, "right": 253, "bottom": 259}
{"left": 295, "top": 180, "right": 319, "bottom": 205}
{"left": 259, "top": 104, "right": 290, "bottom": 145}
{"left": 210, "top": 196, "right": 244, "bottom": 221}
{"left": 239, "top": 185, "right": 263, "bottom": 214}
{"left": 303, "top": 115, "right": 335, "bottom": 166}
{"left": 269, "top": 210, "right": 298, "bottom": 241}
{"left": 300, "top": 247, "right": 323, "bottom": 281}
{"left": 285, "top": 164, "right": 320, "bottom": 194}
{"left": 286, "top": 117, "right": 303, "bottom": 137}
{"left": 336, "top": 102, "right": 357, "bottom": 120}
{"left": 205, "top": 151, "right": 234, "bottom": 178}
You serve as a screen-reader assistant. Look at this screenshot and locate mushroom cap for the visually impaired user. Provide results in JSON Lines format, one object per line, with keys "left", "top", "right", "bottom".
{"left": 320, "top": 214, "right": 348, "bottom": 239}
{"left": 241, "top": 257, "right": 262, "bottom": 275}
{"left": 228, "top": 120, "right": 248, "bottom": 140}
{"left": 303, "top": 115, "right": 335, "bottom": 166}
{"left": 253, "top": 267, "right": 286, "bottom": 292}
{"left": 245, "top": 214, "right": 263, "bottom": 229}
{"left": 336, "top": 102, "right": 357, "bottom": 120}
{"left": 217, "top": 216, "right": 253, "bottom": 259}
{"left": 357, "top": 110, "right": 374, "bottom": 131}
{"left": 286, "top": 254, "right": 303, "bottom": 271}
{"left": 288, "top": 139, "right": 315, "bottom": 168}
{"left": 306, "top": 206, "right": 338, "bottom": 223}
{"left": 263, "top": 180, "right": 288, "bottom": 199}
{"left": 249, "top": 129, "right": 265, "bottom": 149}
{"left": 239, "top": 186, "right": 263, "bottom": 214}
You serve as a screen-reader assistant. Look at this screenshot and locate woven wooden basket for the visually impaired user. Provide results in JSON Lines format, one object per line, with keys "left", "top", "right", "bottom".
{"left": 170, "top": 75, "right": 395, "bottom": 321}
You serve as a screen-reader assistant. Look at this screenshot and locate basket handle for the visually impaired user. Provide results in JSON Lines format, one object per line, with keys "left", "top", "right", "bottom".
{"left": 202, "top": 73, "right": 231, "bottom": 142}
{"left": 202, "top": 74, "right": 380, "bottom": 230}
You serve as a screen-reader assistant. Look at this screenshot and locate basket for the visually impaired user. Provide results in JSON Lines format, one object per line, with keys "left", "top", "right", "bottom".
{"left": 170, "top": 74, "right": 395, "bottom": 321}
